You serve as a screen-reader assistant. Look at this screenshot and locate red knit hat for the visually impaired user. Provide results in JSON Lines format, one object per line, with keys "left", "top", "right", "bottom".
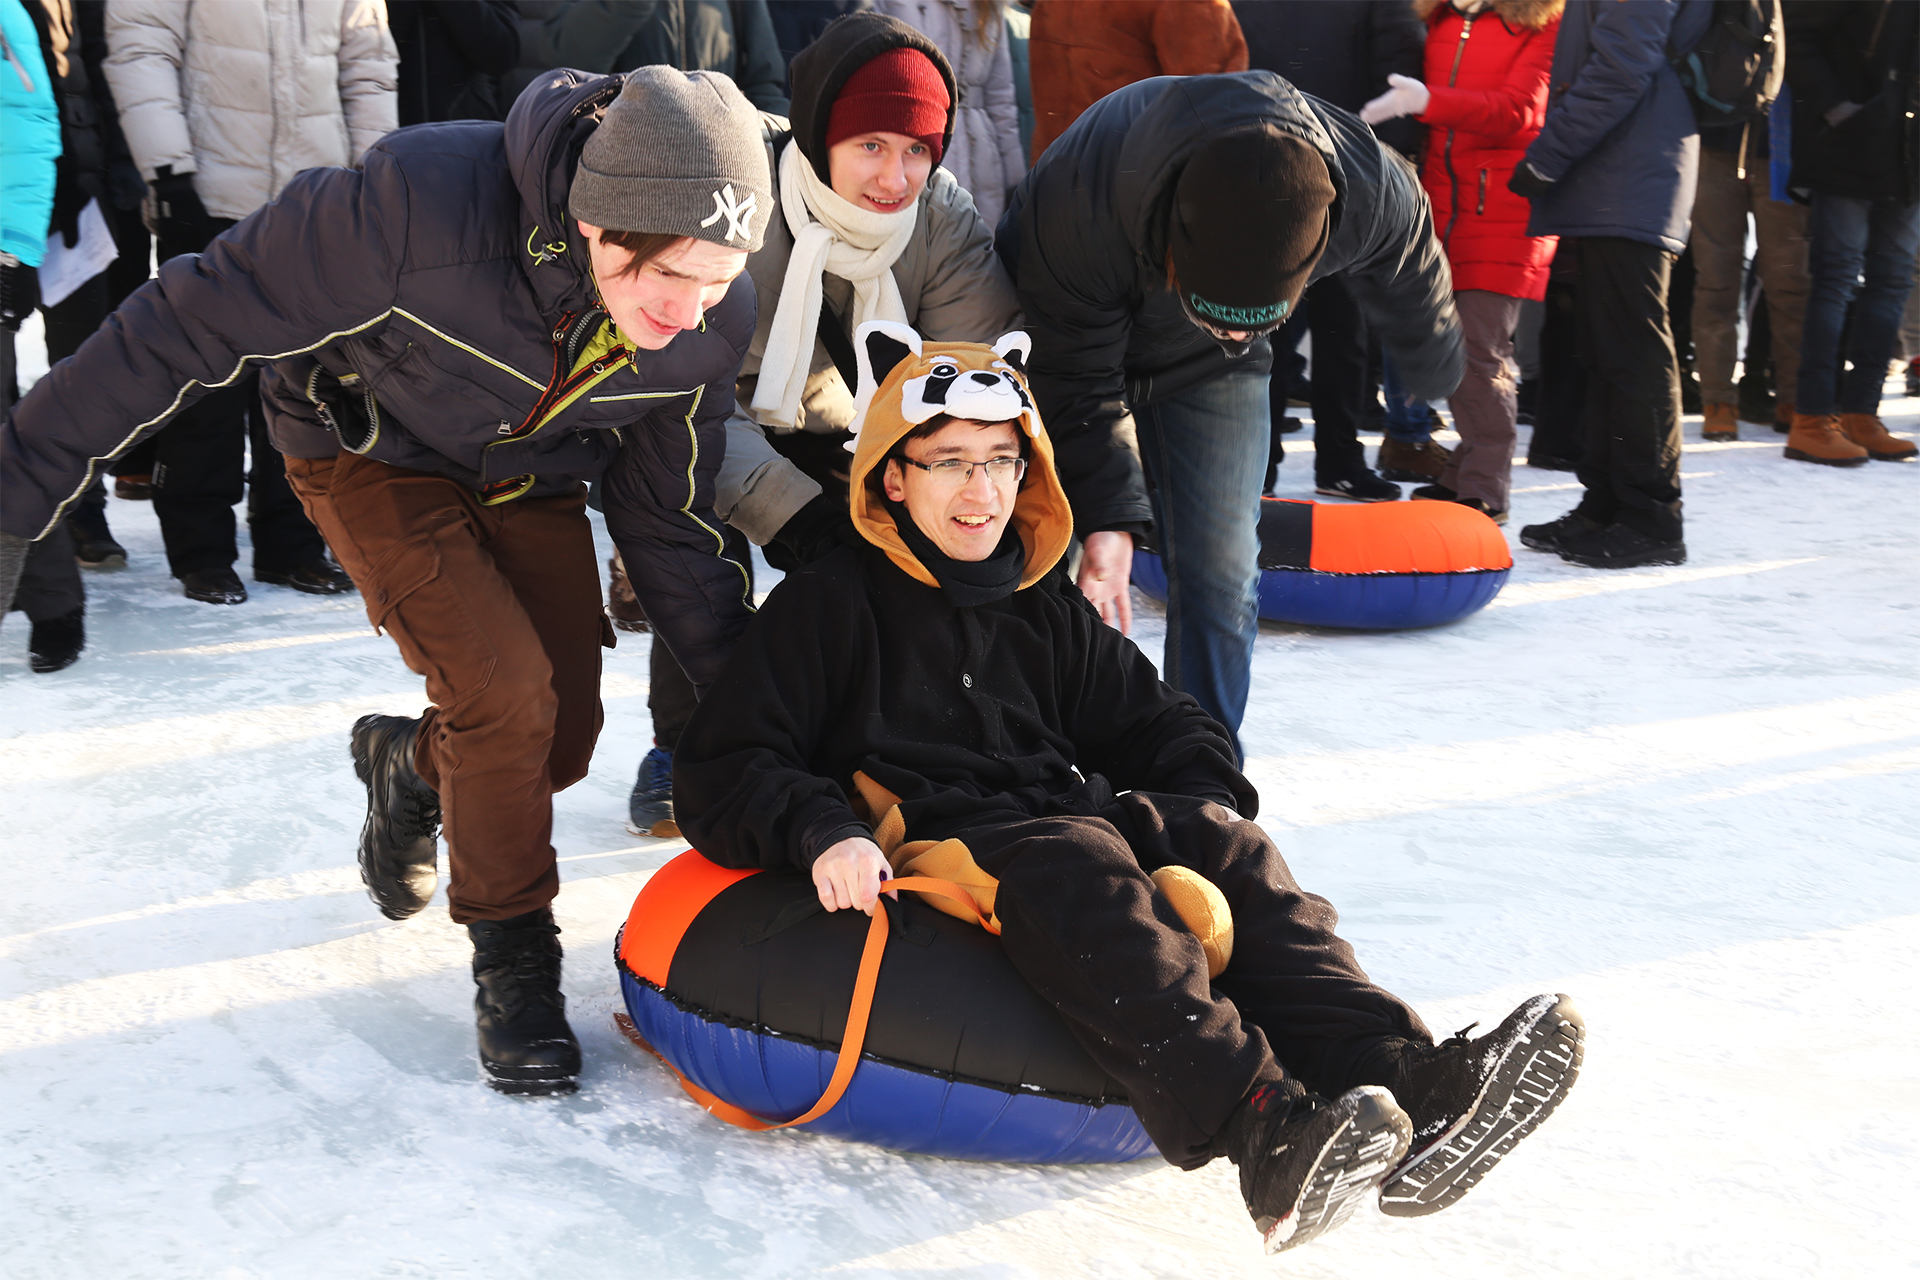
{"left": 824, "top": 47, "right": 951, "bottom": 163}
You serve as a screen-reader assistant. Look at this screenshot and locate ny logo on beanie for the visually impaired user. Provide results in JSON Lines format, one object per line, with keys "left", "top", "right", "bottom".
{"left": 700, "top": 184, "right": 759, "bottom": 243}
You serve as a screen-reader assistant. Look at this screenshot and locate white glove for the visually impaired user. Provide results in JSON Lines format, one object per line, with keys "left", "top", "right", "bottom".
{"left": 1360, "top": 74, "right": 1432, "bottom": 126}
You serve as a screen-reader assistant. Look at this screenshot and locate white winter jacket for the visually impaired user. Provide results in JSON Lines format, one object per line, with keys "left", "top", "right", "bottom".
{"left": 105, "top": 0, "right": 399, "bottom": 221}
{"left": 875, "top": 0, "right": 1025, "bottom": 230}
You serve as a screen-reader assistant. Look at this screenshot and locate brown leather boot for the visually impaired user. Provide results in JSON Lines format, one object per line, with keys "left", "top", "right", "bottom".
{"left": 1771, "top": 399, "right": 1794, "bottom": 435}
{"left": 1784, "top": 413, "right": 1869, "bottom": 467}
{"left": 1377, "top": 436, "right": 1454, "bottom": 482}
{"left": 1701, "top": 402, "right": 1738, "bottom": 441}
{"left": 605, "top": 552, "right": 651, "bottom": 633}
{"left": 1837, "top": 412, "right": 1918, "bottom": 462}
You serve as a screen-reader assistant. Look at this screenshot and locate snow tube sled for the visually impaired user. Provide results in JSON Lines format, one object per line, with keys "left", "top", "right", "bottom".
{"left": 1132, "top": 498, "right": 1511, "bottom": 629}
{"left": 616, "top": 850, "right": 1157, "bottom": 1163}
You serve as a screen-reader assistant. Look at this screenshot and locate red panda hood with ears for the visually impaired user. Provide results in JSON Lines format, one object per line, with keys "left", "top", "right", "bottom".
{"left": 846, "top": 321, "right": 1074, "bottom": 591}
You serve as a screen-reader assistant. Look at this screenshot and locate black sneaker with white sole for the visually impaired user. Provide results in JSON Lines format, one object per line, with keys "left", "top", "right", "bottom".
{"left": 1315, "top": 472, "right": 1402, "bottom": 503}
{"left": 1378, "top": 993, "right": 1585, "bottom": 1217}
{"left": 1224, "top": 1084, "right": 1412, "bottom": 1254}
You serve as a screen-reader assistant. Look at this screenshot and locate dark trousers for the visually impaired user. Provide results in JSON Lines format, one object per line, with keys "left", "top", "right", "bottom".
{"left": 647, "top": 526, "right": 749, "bottom": 750}
{"left": 1530, "top": 265, "right": 1587, "bottom": 465}
{"left": 151, "top": 377, "right": 328, "bottom": 576}
{"left": 934, "top": 789, "right": 1431, "bottom": 1169}
{"left": 1570, "top": 238, "right": 1684, "bottom": 542}
{"left": 287, "top": 451, "right": 609, "bottom": 923}
{"left": 2, "top": 335, "right": 84, "bottom": 619}
{"left": 149, "top": 216, "right": 328, "bottom": 577}
{"left": 1275, "top": 274, "right": 1371, "bottom": 484}
{"left": 1797, "top": 193, "right": 1920, "bottom": 416}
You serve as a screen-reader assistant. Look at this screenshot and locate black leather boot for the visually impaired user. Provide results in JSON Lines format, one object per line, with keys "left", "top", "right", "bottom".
{"left": 349, "top": 714, "right": 440, "bottom": 920}
{"left": 469, "top": 909, "right": 581, "bottom": 1095}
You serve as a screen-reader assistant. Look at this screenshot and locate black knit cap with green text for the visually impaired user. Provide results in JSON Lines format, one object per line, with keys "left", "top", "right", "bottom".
{"left": 1169, "top": 126, "right": 1337, "bottom": 333}
{"left": 569, "top": 66, "right": 773, "bottom": 253}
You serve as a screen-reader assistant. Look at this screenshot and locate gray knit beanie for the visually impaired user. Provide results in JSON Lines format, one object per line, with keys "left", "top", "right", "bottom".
{"left": 569, "top": 67, "right": 773, "bottom": 254}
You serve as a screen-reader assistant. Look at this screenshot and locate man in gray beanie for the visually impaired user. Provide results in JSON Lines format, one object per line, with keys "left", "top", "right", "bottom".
{"left": 0, "top": 65, "right": 771, "bottom": 1094}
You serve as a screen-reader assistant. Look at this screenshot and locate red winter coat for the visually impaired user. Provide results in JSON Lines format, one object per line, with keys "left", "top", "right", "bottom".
{"left": 1414, "top": 0, "right": 1562, "bottom": 300}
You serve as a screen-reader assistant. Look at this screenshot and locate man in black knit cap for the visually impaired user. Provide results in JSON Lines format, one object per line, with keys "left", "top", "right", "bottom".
{"left": 998, "top": 71, "right": 1462, "bottom": 760}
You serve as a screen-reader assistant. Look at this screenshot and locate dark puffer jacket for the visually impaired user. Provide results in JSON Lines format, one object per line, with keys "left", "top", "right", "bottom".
{"left": 1784, "top": 0, "right": 1920, "bottom": 206}
{"left": 0, "top": 71, "right": 757, "bottom": 685}
{"left": 1520, "top": 0, "right": 1712, "bottom": 253}
{"left": 997, "top": 71, "right": 1462, "bottom": 535}
{"left": 540, "top": 0, "right": 789, "bottom": 114}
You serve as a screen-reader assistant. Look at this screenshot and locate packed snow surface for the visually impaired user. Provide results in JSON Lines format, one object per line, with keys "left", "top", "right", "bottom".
{"left": 4, "top": 389, "right": 1917, "bottom": 1278}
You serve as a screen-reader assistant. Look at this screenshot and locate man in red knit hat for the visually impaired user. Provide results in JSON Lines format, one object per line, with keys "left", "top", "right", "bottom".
{"left": 622, "top": 12, "right": 1023, "bottom": 839}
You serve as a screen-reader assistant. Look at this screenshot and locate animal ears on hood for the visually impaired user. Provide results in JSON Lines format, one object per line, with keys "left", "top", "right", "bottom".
{"left": 849, "top": 321, "right": 1036, "bottom": 444}
{"left": 992, "top": 331, "right": 1030, "bottom": 375}
{"left": 849, "top": 320, "right": 923, "bottom": 442}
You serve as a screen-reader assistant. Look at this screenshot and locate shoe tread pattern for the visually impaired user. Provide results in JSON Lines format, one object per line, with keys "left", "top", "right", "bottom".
{"left": 1263, "top": 1087, "right": 1412, "bottom": 1255}
{"left": 1379, "top": 998, "right": 1584, "bottom": 1217}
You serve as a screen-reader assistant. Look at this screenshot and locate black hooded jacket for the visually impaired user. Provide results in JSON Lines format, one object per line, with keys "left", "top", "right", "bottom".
{"left": 674, "top": 547, "right": 1254, "bottom": 873}
{"left": 0, "top": 72, "right": 757, "bottom": 685}
{"left": 996, "top": 72, "right": 1462, "bottom": 535}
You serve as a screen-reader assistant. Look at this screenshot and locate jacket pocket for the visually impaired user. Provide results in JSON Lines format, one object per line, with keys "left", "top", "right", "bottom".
{"left": 306, "top": 365, "right": 383, "bottom": 455}
{"left": 1477, "top": 168, "right": 1490, "bottom": 216}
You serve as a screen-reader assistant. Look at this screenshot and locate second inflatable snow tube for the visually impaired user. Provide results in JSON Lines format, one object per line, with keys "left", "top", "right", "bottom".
{"left": 1133, "top": 498, "right": 1511, "bottom": 629}
{"left": 616, "top": 850, "right": 1157, "bottom": 1163}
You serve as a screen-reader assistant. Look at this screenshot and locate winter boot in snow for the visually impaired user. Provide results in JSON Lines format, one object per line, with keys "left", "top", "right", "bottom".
{"left": 1221, "top": 1082, "right": 1411, "bottom": 1254}
{"left": 1784, "top": 413, "right": 1869, "bottom": 466}
{"left": 1378, "top": 993, "right": 1585, "bottom": 1217}
{"left": 1838, "top": 413, "right": 1917, "bottom": 462}
{"left": 350, "top": 714, "right": 441, "bottom": 920}
{"left": 627, "top": 746, "right": 679, "bottom": 838}
{"left": 1518, "top": 510, "right": 1601, "bottom": 554}
{"left": 1555, "top": 523, "right": 1686, "bottom": 569}
{"left": 470, "top": 908, "right": 581, "bottom": 1095}
{"left": 1701, "top": 402, "right": 1738, "bottom": 441}
{"left": 29, "top": 606, "right": 85, "bottom": 673}
{"left": 1377, "top": 437, "right": 1453, "bottom": 482}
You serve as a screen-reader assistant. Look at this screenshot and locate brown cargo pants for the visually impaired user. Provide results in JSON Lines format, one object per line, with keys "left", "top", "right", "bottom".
{"left": 286, "top": 450, "right": 610, "bottom": 923}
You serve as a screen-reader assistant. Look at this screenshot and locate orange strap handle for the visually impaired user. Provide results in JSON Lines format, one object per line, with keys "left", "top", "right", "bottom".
{"left": 616, "top": 876, "right": 997, "bottom": 1132}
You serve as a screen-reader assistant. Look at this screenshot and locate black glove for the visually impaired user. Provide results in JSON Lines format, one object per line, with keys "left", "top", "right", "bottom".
{"left": 1507, "top": 161, "right": 1555, "bottom": 200}
{"left": 764, "top": 492, "right": 857, "bottom": 572}
{"left": 0, "top": 260, "right": 40, "bottom": 331}
{"left": 108, "top": 160, "right": 149, "bottom": 212}
{"left": 151, "top": 167, "right": 215, "bottom": 256}
{"left": 50, "top": 165, "right": 89, "bottom": 249}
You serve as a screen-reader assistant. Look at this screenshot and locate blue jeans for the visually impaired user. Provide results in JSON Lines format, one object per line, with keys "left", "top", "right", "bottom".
{"left": 1797, "top": 194, "right": 1920, "bottom": 416}
{"left": 1135, "top": 369, "right": 1269, "bottom": 760}
{"left": 1379, "top": 354, "right": 1434, "bottom": 444}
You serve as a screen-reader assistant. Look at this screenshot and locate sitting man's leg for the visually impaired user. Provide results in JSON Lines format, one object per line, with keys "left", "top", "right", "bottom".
{"left": 945, "top": 803, "right": 1410, "bottom": 1253}
{"left": 1111, "top": 791, "right": 1586, "bottom": 1219}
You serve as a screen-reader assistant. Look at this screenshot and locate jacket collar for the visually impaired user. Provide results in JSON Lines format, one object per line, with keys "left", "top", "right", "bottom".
{"left": 503, "top": 70, "right": 624, "bottom": 319}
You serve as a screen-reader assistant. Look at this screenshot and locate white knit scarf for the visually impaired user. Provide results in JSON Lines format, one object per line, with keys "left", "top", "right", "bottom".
{"left": 750, "top": 142, "right": 917, "bottom": 429}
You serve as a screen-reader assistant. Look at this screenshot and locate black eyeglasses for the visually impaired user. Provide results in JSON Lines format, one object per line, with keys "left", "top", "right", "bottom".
{"left": 894, "top": 456, "right": 1028, "bottom": 487}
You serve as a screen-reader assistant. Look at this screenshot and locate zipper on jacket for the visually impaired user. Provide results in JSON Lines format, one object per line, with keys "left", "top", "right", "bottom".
{"left": 1477, "top": 168, "right": 1490, "bottom": 216}
{"left": 2, "top": 29, "right": 34, "bottom": 92}
{"left": 1440, "top": 14, "right": 1477, "bottom": 246}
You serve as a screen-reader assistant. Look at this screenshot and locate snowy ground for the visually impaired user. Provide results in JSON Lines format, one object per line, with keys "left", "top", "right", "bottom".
{"left": 3, "top": 369, "right": 1917, "bottom": 1278}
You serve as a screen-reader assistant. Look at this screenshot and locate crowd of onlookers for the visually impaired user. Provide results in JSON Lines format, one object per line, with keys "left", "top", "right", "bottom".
{"left": 4, "top": 0, "right": 1918, "bottom": 680}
